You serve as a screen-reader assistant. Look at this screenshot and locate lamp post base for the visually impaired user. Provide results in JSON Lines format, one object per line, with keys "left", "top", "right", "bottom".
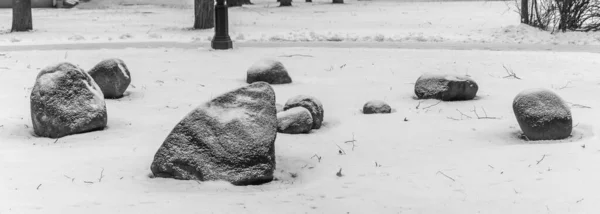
{"left": 211, "top": 36, "right": 233, "bottom": 50}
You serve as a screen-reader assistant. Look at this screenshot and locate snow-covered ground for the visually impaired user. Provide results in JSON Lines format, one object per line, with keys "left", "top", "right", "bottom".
{"left": 2, "top": 0, "right": 600, "bottom": 213}
{"left": 1, "top": 0, "right": 600, "bottom": 46}
{"left": 1, "top": 46, "right": 599, "bottom": 213}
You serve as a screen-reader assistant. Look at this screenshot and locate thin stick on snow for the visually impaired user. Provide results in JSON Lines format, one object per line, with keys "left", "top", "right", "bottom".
{"left": 471, "top": 106, "right": 501, "bottom": 119}
{"left": 436, "top": 171, "right": 455, "bottom": 182}
{"left": 456, "top": 109, "right": 472, "bottom": 119}
{"left": 311, "top": 154, "right": 322, "bottom": 162}
{"left": 344, "top": 133, "right": 357, "bottom": 151}
{"left": 422, "top": 101, "right": 442, "bottom": 110}
{"left": 278, "top": 54, "right": 314, "bottom": 58}
{"left": 502, "top": 64, "right": 521, "bottom": 80}
{"left": 554, "top": 81, "right": 572, "bottom": 90}
{"left": 336, "top": 144, "right": 346, "bottom": 155}
{"left": 98, "top": 168, "right": 105, "bottom": 182}
{"left": 536, "top": 154, "right": 546, "bottom": 165}
{"left": 415, "top": 101, "right": 422, "bottom": 109}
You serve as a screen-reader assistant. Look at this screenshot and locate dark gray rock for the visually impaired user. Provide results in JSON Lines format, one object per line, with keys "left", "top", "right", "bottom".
{"left": 414, "top": 73, "right": 478, "bottom": 101}
{"left": 277, "top": 107, "right": 313, "bottom": 134}
{"left": 151, "top": 82, "right": 277, "bottom": 185}
{"left": 513, "top": 88, "right": 572, "bottom": 141}
{"left": 88, "top": 58, "right": 131, "bottom": 99}
{"left": 30, "top": 62, "right": 107, "bottom": 138}
{"left": 363, "top": 100, "right": 391, "bottom": 114}
{"left": 246, "top": 58, "right": 292, "bottom": 84}
{"left": 284, "top": 95, "right": 323, "bottom": 129}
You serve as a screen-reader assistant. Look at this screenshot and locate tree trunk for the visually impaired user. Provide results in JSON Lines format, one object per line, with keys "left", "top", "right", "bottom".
{"left": 521, "top": 0, "right": 529, "bottom": 24}
{"left": 332, "top": 0, "right": 343, "bottom": 3}
{"left": 11, "top": 0, "right": 33, "bottom": 32}
{"left": 280, "top": 0, "right": 291, "bottom": 6}
{"left": 306, "top": 0, "right": 312, "bottom": 2}
{"left": 194, "top": 0, "right": 214, "bottom": 29}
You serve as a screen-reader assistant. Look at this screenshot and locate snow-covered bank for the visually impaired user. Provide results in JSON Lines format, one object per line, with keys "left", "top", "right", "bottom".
{"left": 1, "top": 47, "right": 599, "bottom": 213}
{"left": 1, "top": 0, "right": 599, "bottom": 46}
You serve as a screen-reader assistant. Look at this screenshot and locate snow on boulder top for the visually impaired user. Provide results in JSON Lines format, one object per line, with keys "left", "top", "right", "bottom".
{"left": 247, "top": 58, "right": 292, "bottom": 84}
{"left": 414, "top": 72, "right": 478, "bottom": 101}
{"left": 513, "top": 88, "right": 571, "bottom": 122}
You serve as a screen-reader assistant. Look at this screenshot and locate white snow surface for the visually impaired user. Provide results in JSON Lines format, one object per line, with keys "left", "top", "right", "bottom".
{"left": 1, "top": 47, "right": 599, "bottom": 214}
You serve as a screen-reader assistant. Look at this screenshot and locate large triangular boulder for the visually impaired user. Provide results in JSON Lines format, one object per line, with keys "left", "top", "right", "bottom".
{"left": 414, "top": 73, "right": 478, "bottom": 101}
{"left": 30, "top": 62, "right": 107, "bottom": 138}
{"left": 88, "top": 58, "right": 131, "bottom": 99}
{"left": 151, "top": 82, "right": 277, "bottom": 185}
{"left": 246, "top": 58, "right": 292, "bottom": 84}
{"left": 513, "top": 88, "right": 572, "bottom": 140}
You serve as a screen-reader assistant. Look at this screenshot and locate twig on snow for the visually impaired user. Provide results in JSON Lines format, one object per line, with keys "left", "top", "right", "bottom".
{"left": 336, "top": 144, "right": 346, "bottom": 155}
{"left": 339, "top": 64, "right": 346, "bottom": 69}
{"left": 98, "top": 168, "right": 105, "bottom": 182}
{"left": 336, "top": 168, "right": 343, "bottom": 177}
{"left": 553, "top": 81, "right": 572, "bottom": 90}
{"left": 37, "top": 184, "right": 42, "bottom": 190}
{"left": 311, "top": 154, "right": 322, "bottom": 162}
{"left": 415, "top": 101, "right": 422, "bottom": 109}
{"left": 536, "top": 154, "right": 546, "bottom": 165}
{"left": 471, "top": 106, "right": 501, "bottom": 119}
{"left": 456, "top": 109, "right": 472, "bottom": 119}
{"left": 502, "top": 64, "right": 521, "bottom": 80}
{"left": 436, "top": 171, "right": 455, "bottom": 182}
{"left": 422, "top": 100, "right": 442, "bottom": 110}
{"left": 278, "top": 54, "right": 314, "bottom": 58}
{"left": 344, "top": 133, "right": 357, "bottom": 151}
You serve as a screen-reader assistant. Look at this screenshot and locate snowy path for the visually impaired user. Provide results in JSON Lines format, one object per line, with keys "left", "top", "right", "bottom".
{"left": 2, "top": 41, "right": 600, "bottom": 53}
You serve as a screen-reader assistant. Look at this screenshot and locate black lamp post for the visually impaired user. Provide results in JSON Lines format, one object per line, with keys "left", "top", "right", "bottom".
{"left": 211, "top": 0, "right": 233, "bottom": 50}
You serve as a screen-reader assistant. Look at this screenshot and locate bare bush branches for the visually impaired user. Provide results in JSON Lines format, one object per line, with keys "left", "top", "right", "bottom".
{"left": 518, "top": 0, "right": 600, "bottom": 32}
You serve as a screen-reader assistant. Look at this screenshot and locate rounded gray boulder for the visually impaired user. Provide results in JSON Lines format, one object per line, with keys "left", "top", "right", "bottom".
{"left": 30, "top": 62, "right": 108, "bottom": 138}
{"left": 277, "top": 107, "right": 313, "bottom": 134}
{"left": 246, "top": 58, "right": 292, "bottom": 84}
{"left": 513, "top": 88, "right": 572, "bottom": 141}
{"left": 363, "top": 100, "right": 391, "bottom": 114}
{"left": 151, "top": 82, "right": 277, "bottom": 185}
{"left": 88, "top": 58, "right": 131, "bottom": 99}
{"left": 414, "top": 73, "right": 478, "bottom": 101}
{"left": 284, "top": 95, "right": 324, "bottom": 129}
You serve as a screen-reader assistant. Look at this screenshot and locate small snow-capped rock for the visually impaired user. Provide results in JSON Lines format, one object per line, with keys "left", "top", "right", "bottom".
{"left": 88, "top": 58, "right": 131, "bottom": 99}
{"left": 151, "top": 82, "right": 277, "bottom": 185}
{"left": 30, "top": 62, "right": 107, "bottom": 138}
{"left": 414, "top": 73, "right": 478, "bottom": 101}
{"left": 363, "top": 100, "right": 391, "bottom": 114}
{"left": 284, "top": 95, "right": 324, "bottom": 129}
{"left": 513, "top": 88, "right": 572, "bottom": 141}
{"left": 277, "top": 107, "right": 313, "bottom": 134}
{"left": 246, "top": 58, "right": 292, "bottom": 84}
